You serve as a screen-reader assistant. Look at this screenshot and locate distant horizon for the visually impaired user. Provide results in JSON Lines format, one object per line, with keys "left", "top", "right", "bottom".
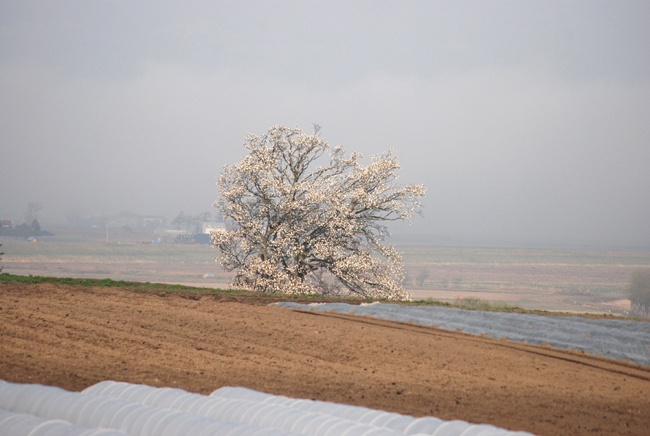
{"left": 2, "top": 217, "right": 649, "bottom": 252}
{"left": 389, "top": 232, "right": 650, "bottom": 252}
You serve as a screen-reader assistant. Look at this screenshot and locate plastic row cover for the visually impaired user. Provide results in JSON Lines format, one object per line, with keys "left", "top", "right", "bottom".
{"left": 83, "top": 381, "right": 408, "bottom": 436}
{"left": 276, "top": 302, "right": 650, "bottom": 366}
{"left": 210, "top": 386, "right": 536, "bottom": 436}
{"left": 0, "top": 406, "right": 128, "bottom": 436}
{"left": 84, "top": 381, "right": 536, "bottom": 436}
{"left": 0, "top": 380, "right": 290, "bottom": 436}
{"left": 213, "top": 386, "right": 422, "bottom": 432}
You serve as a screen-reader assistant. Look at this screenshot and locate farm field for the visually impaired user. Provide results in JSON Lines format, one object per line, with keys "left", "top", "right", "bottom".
{"left": 2, "top": 235, "right": 649, "bottom": 314}
{"left": 400, "top": 245, "right": 650, "bottom": 314}
{"left": 0, "top": 240, "right": 232, "bottom": 287}
{"left": 1, "top": 281, "right": 649, "bottom": 436}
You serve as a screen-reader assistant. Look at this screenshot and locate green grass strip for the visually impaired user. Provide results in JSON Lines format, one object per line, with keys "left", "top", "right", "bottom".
{"left": 0, "top": 272, "right": 228, "bottom": 294}
{"left": 0, "top": 272, "right": 636, "bottom": 319}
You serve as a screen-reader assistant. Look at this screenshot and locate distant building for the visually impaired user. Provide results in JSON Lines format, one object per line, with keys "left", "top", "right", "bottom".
{"left": 117, "top": 211, "right": 139, "bottom": 229}
{"left": 141, "top": 216, "right": 166, "bottom": 228}
{"left": 159, "top": 229, "right": 195, "bottom": 244}
{"left": 194, "top": 233, "right": 212, "bottom": 244}
{"left": 202, "top": 222, "right": 225, "bottom": 234}
{"left": 1, "top": 220, "right": 11, "bottom": 228}
{"left": 69, "top": 213, "right": 166, "bottom": 229}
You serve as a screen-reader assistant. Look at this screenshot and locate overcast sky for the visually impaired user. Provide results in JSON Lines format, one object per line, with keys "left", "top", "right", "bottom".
{"left": 1, "top": 1, "right": 649, "bottom": 247}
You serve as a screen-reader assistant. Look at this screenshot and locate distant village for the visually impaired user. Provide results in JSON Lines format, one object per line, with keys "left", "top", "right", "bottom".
{"left": 0, "top": 210, "right": 225, "bottom": 244}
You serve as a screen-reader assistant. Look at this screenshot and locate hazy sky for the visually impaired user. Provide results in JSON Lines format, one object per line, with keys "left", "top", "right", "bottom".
{"left": 1, "top": 1, "right": 649, "bottom": 247}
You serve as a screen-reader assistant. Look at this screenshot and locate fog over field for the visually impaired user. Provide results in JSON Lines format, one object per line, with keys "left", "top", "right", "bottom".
{"left": 1, "top": 1, "right": 649, "bottom": 248}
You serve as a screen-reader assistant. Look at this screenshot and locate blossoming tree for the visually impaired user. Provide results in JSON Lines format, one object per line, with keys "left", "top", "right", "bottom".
{"left": 212, "top": 125, "right": 425, "bottom": 300}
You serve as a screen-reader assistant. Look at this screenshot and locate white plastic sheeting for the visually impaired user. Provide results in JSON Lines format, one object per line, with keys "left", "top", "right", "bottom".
{"left": 0, "top": 398, "right": 128, "bottom": 436}
{"left": 1, "top": 380, "right": 537, "bottom": 436}
{"left": 0, "top": 380, "right": 290, "bottom": 436}
{"left": 84, "top": 381, "right": 535, "bottom": 436}
{"left": 208, "top": 386, "right": 535, "bottom": 436}
{"left": 276, "top": 302, "right": 650, "bottom": 366}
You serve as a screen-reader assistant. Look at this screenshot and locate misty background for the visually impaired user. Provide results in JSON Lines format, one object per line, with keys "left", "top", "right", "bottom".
{"left": 1, "top": 1, "right": 649, "bottom": 248}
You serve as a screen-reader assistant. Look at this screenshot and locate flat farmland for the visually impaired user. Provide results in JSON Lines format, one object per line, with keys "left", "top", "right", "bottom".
{"left": 1, "top": 242, "right": 233, "bottom": 287}
{"left": 2, "top": 239, "right": 649, "bottom": 315}
{"left": 399, "top": 246, "right": 650, "bottom": 314}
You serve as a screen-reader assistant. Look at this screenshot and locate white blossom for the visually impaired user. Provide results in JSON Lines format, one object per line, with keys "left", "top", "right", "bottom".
{"left": 212, "top": 125, "right": 425, "bottom": 300}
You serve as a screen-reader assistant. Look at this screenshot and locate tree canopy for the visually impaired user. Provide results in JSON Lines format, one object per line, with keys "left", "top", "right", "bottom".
{"left": 212, "top": 125, "right": 425, "bottom": 300}
{"left": 629, "top": 269, "right": 650, "bottom": 318}
{"left": 0, "top": 220, "right": 42, "bottom": 237}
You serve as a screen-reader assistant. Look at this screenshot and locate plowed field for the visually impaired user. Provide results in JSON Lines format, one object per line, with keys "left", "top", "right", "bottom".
{"left": 1, "top": 282, "right": 649, "bottom": 435}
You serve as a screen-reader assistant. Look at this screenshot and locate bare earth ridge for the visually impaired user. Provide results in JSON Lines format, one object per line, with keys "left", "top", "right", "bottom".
{"left": 1, "top": 282, "right": 649, "bottom": 435}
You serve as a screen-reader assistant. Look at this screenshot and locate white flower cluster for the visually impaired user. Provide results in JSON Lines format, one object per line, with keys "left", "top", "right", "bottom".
{"left": 212, "top": 125, "right": 425, "bottom": 301}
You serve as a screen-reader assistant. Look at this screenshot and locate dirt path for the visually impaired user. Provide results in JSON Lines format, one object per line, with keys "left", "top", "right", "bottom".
{"left": 1, "top": 282, "right": 649, "bottom": 435}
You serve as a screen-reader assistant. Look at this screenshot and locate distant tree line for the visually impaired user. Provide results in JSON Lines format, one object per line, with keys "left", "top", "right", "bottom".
{"left": 0, "top": 201, "right": 44, "bottom": 238}
{"left": 629, "top": 269, "right": 650, "bottom": 318}
{"left": 0, "top": 219, "right": 42, "bottom": 237}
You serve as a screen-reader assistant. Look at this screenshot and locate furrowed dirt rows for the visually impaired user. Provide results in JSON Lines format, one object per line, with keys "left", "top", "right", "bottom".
{"left": 1, "top": 282, "right": 649, "bottom": 435}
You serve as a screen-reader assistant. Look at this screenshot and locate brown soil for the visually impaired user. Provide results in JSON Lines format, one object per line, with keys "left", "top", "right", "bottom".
{"left": 1, "top": 282, "right": 649, "bottom": 436}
